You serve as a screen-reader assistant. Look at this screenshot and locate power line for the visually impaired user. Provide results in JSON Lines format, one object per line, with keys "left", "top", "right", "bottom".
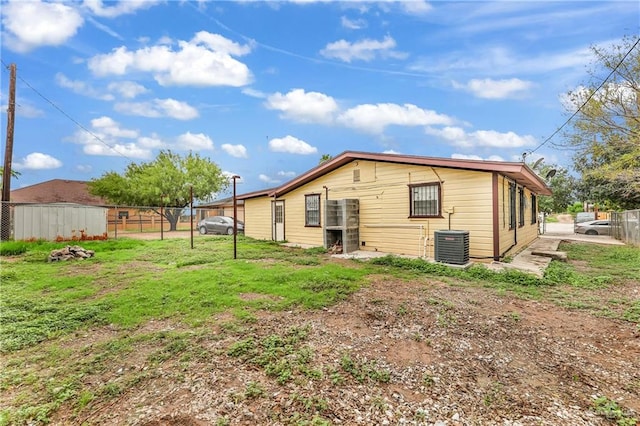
{"left": 528, "top": 37, "right": 640, "bottom": 155}
{"left": 0, "top": 59, "right": 134, "bottom": 162}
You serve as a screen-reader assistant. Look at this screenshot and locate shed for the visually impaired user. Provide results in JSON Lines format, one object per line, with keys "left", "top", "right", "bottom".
{"left": 14, "top": 203, "right": 108, "bottom": 241}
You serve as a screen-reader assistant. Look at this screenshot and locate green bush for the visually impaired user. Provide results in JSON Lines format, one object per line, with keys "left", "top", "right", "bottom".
{"left": 0, "top": 241, "right": 28, "bottom": 256}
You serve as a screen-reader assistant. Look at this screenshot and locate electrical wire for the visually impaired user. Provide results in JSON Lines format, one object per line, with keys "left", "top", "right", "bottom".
{"left": 0, "top": 58, "right": 134, "bottom": 161}
{"left": 528, "top": 37, "right": 640, "bottom": 155}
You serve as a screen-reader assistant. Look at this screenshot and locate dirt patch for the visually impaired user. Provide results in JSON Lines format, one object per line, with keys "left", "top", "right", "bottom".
{"left": 41, "top": 274, "right": 639, "bottom": 426}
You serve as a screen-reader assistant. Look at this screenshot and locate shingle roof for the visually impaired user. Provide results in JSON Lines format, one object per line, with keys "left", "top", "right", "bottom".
{"left": 10, "top": 179, "right": 108, "bottom": 205}
{"left": 240, "top": 151, "right": 552, "bottom": 198}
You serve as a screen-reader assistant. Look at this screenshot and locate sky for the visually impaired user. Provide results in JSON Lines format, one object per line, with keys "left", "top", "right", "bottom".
{"left": 1, "top": 0, "right": 638, "bottom": 198}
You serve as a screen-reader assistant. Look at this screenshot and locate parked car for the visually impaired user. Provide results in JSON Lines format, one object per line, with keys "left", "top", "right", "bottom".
{"left": 574, "top": 219, "right": 611, "bottom": 236}
{"left": 197, "top": 216, "right": 244, "bottom": 235}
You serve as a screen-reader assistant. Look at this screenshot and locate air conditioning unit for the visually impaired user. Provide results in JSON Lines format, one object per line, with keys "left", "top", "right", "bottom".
{"left": 434, "top": 230, "right": 470, "bottom": 265}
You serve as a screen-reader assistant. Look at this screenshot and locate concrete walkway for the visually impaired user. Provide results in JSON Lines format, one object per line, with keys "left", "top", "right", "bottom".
{"left": 499, "top": 223, "right": 624, "bottom": 277}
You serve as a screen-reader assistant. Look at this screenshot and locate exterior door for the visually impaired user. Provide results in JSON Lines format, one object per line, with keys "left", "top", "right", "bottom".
{"left": 272, "top": 200, "right": 285, "bottom": 241}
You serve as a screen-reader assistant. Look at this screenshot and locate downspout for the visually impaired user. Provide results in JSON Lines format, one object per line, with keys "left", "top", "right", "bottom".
{"left": 492, "top": 172, "right": 500, "bottom": 261}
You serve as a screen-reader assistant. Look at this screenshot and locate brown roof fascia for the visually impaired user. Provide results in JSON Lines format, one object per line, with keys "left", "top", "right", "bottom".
{"left": 236, "top": 188, "right": 274, "bottom": 200}
{"left": 268, "top": 151, "right": 552, "bottom": 197}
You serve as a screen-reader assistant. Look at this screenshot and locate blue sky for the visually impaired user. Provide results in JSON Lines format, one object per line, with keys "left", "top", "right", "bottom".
{"left": 1, "top": 0, "right": 637, "bottom": 197}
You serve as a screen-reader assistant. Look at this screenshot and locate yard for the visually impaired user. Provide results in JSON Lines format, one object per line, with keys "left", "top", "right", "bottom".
{"left": 0, "top": 237, "right": 639, "bottom": 425}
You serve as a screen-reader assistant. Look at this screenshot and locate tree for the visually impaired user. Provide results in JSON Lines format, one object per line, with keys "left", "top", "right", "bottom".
{"left": 319, "top": 154, "right": 333, "bottom": 164}
{"left": 561, "top": 35, "right": 640, "bottom": 209}
{"left": 0, "top": 167, "right": 20, "bottom": 192}
{"left": 89, "top": 151, "right": 229, "bottom": 231}
{"left": 530, "top": 161, "right": 577, "bottom": 213}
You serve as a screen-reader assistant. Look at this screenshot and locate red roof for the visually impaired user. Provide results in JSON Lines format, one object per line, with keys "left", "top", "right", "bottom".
{"left": 10, "top": 179, "right": 108, "bottom": 205}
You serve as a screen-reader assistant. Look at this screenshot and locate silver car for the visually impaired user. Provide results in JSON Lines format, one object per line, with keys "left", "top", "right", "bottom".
{"left": 575, "top": 220, "right": 611, "bottom": 236}
{"left": 197, "top": 216, "right": 244, "bottom": 235}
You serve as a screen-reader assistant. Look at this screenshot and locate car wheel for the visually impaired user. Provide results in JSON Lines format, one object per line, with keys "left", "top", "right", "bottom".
{"left": 226, "top": 227, "right": 234, "bottom": 235}
{"left": 585, "top": 229, "right": 598, "bottom": 235}
{"left": 199, "top": 226, "right": 207, "bottom": 235}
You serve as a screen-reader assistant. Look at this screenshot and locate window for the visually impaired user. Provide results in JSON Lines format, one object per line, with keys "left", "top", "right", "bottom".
{"left": 409, "top": 183, "right": 441, "bottom": 217}
{"left": 305, "top": 194, "right": 321, "bottom": 226}
{"left": 531, "top": 194, "right": 537, "bottom": 224}
{"left": 508, "top": 182, "right": 516, "bottom": 229}
{"left": 353, "top": 169, "right": 360, "bottom": 183}
{"left": 518, "top": 187, "right": 526, "bottom": 227}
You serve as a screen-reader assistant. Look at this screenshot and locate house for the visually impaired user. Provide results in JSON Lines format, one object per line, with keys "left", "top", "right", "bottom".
{"left": 9, "top": 179, "right": 162, "bottom": 233}
{"left": 238, "top": 151, "right": 552, "bottom": 262}
{"left": 197, "top": 196, "right": 246, "bottom": 222}
{"left": 10, "top": 179, "right": 108, "bottom": 205}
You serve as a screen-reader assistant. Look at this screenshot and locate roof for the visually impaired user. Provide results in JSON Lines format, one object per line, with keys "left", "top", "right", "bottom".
{"left": 236, "top": 188, "right": 275, "bottom": 201}
{"left": 240, "top": 151, "right": 552, "bottom": 198}
{"left": 10, "top": 179, "right": 109, "bottom": 206}
{"left": 197, "top": 196, "right": 245, "bottom": 208}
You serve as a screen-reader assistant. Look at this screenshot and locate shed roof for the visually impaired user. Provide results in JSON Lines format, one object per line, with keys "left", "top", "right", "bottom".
{"left": 244, "top": 151, "right": 552, "bottom": 198}
{"left": 10, "top": 179, "right": 108, "bottom": 206}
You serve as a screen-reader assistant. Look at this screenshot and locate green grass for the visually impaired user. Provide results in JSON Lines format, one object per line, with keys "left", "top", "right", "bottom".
{"left": 1, "top": 236, "right": 638, "bottom": 425}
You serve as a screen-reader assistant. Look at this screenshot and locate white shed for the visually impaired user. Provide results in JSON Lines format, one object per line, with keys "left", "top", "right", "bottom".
{"left": 14, "top": 203, "right": 108, "bottom": 241}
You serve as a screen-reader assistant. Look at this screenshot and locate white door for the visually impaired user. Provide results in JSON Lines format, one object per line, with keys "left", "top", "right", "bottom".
{"left": 272, "top": 201, "right": 285, "bottom": 241}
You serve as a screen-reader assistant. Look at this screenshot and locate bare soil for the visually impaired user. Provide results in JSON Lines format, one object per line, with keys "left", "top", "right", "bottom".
{"left": 48, "top": 272, "right": 640, "bottom": 426}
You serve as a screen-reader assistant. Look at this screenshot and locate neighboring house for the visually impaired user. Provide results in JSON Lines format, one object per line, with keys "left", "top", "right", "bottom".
{"left": 197, "top": 196, "right": 246, "bottom": 222}
{"left": 10, "top": 179, "right": 108, "bottom": 206}
{"left": 10, "top": 179, "right": 161, "bottom": 233}
{"left": 238, "top": 151, "right": 552, "bottom": 262}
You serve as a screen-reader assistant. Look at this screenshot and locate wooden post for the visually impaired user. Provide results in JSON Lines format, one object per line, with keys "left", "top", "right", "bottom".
{"left": 1, "top": 63, "right": 16, "bottom": 241}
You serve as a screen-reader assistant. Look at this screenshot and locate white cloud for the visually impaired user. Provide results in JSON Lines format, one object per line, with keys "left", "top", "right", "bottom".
{"left": 452, "top": 153, "right": 505, "bottom": 161}
{"left": 259, "top": 174, "right": 281, "bottom": 184}
{"left": 320, "top": 35, "right": 407, "bottom": 63}
{"left": 222, "top": 144, "right": 248, "bottom": 158}
{"left": 341, "top": 16, "right": 367, "bottom": 30}
{"left": 265, "top": 89, "right": 338, "bottom": 124}
{"left": 410, "top": 45, "right": 592, "bottom": 77}
{"left": 75, "top": 165, "right": 93, "bottom": 173}
{"left": 241, "top": 88, "right": 267, "bottom": 99}
{"left": 176, "top": 132, "right": 214, "bottom": 150}
{"left": 382, "top": 149, "right": 401, "bottom": 154}
{"left": 68, "top": 116, "right": 152, "bottom": 159}
{"left": 55, "top": 73, "right": 114, "bottom": 100}
{"left": 277, "top": 171, "right": 297, "bottom": 178}
{"left": 13, "top": 153, "right": 62, "bottom": 170}
{"left": 82, "top": 0, "right": 161, "bottom": 18}
{"left": 452, "top": 78, "right": 533, "bottom": 99}
{"left": 337, "top": 103, "right": 455, "bottom": 134}
{"left": 107, "top": 81, "right": 148, "bottom": 99}
{"left": 12, "top": 101, "right": 44, "bottom": 118}
{"left": 90, "top": 116, "right": 139, "bottom": 138}
{"left": 1, "top": 0, "right": 83, "bottom": 52}
{"left": 425, "top": 126, "right": 537, "bottom": 149}
{"left": 138, "top": 135, "right": 166, "bottom": 149}
{"left": 83, "top": 143, "right": 151, "bottom": 158}
{"left": 398, "top": 0, "right": 433, "bottom": 15}
{"left": 269, "top": 135, "right": 318, "bottom": 155}
{"left": 88, "top": 31, "right": 253, "bottom": 87}
{"left": 114, "top": 98, "right": 199, "bottom": 120}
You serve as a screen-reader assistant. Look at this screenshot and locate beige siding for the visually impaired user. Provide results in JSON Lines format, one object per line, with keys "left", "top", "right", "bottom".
{"left": 243, "top": 160, "right": 543, "bottom": 260}
{"left": 497, "top": 177, "right": 539, "bottom": 258}
{"left": 244, "top": 197, "right": 272, "bottom": 240}
{"left": 272, "top": 160, "right": 495, "bottom": 258}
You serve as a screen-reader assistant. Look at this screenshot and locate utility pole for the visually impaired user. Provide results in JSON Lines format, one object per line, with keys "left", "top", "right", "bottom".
{"left": 1, "top": 63, "right": 16, "bottom": 241}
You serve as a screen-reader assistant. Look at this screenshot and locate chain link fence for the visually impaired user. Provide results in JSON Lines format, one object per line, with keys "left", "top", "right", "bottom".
{"left": 0, "top": 202, "right": 229, "bottom": 241}
{"left": 611, "top": 209, "right": 640, "bottom": 246}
